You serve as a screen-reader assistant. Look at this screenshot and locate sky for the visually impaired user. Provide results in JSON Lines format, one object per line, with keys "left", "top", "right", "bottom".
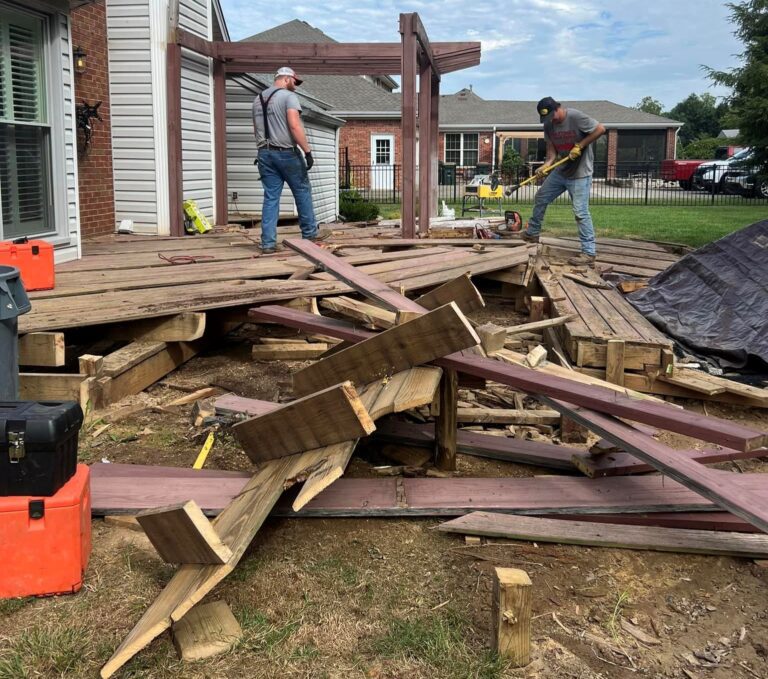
{"left": 219, "top": 0, "right": 744, "bottom": 111}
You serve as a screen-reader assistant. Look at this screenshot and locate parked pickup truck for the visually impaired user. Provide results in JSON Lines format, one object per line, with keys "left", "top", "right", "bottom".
{"left": 661, "top": 145, "right": 745, "bottom": 190}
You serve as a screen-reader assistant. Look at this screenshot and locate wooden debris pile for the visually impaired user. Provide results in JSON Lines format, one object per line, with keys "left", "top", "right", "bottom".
{"left": 96, "top": 236, "right": 768, "bottom": 677}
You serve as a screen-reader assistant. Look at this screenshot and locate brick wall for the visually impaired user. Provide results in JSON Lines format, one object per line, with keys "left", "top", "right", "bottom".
{"left": 71, "top": 0, "right": 116, "bottom": 238}
{"left": 439, "top": 131, "right": 494, "bottom": 166}
{"left": 339, "top": 119, "right": 402, "bottom": 166}
{"left": 606, "top": 128, "right": 618, "bottom": 178}
{"left": 665, "top": 127, "right": 677, "bottom": 159}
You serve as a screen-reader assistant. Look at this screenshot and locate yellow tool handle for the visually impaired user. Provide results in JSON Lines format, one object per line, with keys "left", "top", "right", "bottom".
{"left": 518, "top": 155, "right": 571, "bottom": 188}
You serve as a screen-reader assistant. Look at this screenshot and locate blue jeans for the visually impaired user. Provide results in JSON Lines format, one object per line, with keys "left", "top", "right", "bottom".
{"left": 526, "top": 172, "right": 596, "bottom": 256}
{"left": 257, "top": 148, "right": 317, "bottom": 249}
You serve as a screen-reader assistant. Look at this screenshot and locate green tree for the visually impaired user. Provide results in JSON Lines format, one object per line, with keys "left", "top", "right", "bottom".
{"left": 667, "top": 93, "right": 726, "bottom": 145}
{"left": 706, "top": 0, "right": 768, "bottom": 165}
{"left": 500, "top": 145, "right": 524, "bottom": 175}
{"left": 634, "top": 96, "right": 664, "bottom": 115}
{"left": 682, "top": 137, "right": 724, "bottom": 159}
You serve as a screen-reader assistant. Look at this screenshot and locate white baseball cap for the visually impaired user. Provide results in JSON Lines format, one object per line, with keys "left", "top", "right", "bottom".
{"left": 275, "top": 66, "right": 303, "bottom": 86}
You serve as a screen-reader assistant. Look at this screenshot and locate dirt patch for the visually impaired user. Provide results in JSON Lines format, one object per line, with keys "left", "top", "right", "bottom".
{"left": 2, "top": 301, "right": 767, "bottom": 679}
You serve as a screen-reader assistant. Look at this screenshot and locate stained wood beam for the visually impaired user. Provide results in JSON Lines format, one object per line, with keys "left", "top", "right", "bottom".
{"left": 175, "top": 27, "right": 216, "bottom": 58}
{"left": 410, "top": 12, "right": 439, "bottom": 76}
{"left": 543, "top": 399, "right": 768, "bottom": 534}
{"left": 435, "top": 368, "right": 458, "bottom": 470}
{"left": 213, "top": 59, "right": 228, "bottom": 226}
{"left": 418, "top": 59, "right": 433, "bottom": 234}
{"left": 400, "top": 14, "right": 418, "bottom": 239}
{"left": 232, "top": 381, "right": 375, "bottom": 463}
{"left": 167, "top": 42, "right": 183, "bottom": 236}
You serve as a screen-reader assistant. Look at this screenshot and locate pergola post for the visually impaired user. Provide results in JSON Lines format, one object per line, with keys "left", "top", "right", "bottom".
{"left": 430, "top": 70, "right": 440, "bottom": 218}
{"left": 167, "top": 42, "right": 183, "bottom": 236}
{"left": 418, "top": 59, "right": 432, "bottom": 234}
{"left": 213, "top": 59, "right": 228, "bottom": 226}
{"left": 400, "top": 15, "right": 418, "bottom": 238}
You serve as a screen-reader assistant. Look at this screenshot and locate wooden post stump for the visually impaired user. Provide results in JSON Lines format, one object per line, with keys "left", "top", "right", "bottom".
{"left": 435, "top": 368, "right": 458, "bottom": 471}
{"left": 492, "top": 567, "right": 531, "bottom": 666}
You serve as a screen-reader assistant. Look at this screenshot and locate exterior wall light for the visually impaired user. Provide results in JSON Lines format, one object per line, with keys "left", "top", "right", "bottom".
{"left": 73, "top": 47, "right": 87, "bottom": 75}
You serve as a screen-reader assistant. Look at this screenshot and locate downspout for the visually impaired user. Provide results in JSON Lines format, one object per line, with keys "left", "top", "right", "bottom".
{"left": 491, "top": 126, "right": 497, "bottom": 170}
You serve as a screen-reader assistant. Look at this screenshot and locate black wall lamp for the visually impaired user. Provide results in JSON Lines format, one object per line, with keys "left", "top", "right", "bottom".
{"left": 73, "top": 46, "right": 87, "bottom": 75}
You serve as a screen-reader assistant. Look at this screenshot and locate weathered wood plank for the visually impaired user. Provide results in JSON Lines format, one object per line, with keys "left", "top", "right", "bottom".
{"left": 292, "top": 302, "right": 479, "bottom": 396}
{"left": 171, "top": 601, "right": 242, "bottom": 661}
{"left": 232, "top": 381, "right": 375, "bottom": 464}
{"left": 440, "top": 512, "right": 768, "bottom": 558}
{"left": 415, "top": 272, "right": 485, "bottom": 315}
{"left": 136, "top": 501, "right": 233, "bottom": 564}
{"left": 492, "top": 568, "right": 531, "bottom": 666}
{"left": 18, "top": 332, "right": 65, "bottom": 366}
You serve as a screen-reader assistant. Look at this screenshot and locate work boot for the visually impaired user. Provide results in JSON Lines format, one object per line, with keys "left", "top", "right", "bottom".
{"left": 567, "top": 253, "right": 596, "bottom": 269}
{"left": 520, "top": 230, "right": 540, "bottom": 244}
{"left": 260, "top": 247, "right": 276, "bottom": 255}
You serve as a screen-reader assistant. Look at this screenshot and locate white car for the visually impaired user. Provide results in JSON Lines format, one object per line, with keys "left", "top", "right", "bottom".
{"left": 692, "top": 148, "right": 753, "bottom": 192}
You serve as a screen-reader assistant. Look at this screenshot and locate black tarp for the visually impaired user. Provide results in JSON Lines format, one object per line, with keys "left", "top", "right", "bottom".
{"left": 628, "top": 220, "right": 768, "bottom": 369}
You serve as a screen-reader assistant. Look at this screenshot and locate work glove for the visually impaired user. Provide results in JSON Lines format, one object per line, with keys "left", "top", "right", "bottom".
{"left": 568, "top": 143, "right": 583, "bottom": 161}
{"left": 304, "top": 151, "right": 314, "bottom": 170}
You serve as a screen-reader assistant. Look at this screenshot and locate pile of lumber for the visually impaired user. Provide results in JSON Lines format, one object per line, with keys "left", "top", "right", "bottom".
{"left": 98, "top": 237, "right": 768, "bottom": 678}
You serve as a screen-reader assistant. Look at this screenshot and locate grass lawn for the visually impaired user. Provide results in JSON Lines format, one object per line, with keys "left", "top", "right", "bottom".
{"left": 374, "top": 203, "right": 768, "bottom": 248}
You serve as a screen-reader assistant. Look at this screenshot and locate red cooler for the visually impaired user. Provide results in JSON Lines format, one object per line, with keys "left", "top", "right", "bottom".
{"left": 0, "top": 238, "right": 55, "bottom": 291}
{"left": 0, "top": 464, "right": 91, "bottom": 598}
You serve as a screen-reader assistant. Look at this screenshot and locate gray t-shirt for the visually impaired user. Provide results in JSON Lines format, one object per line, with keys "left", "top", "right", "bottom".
{"left": 252, "top": 86, "right": 302, "bottom": 149}
{"left": 543, "top": 108, "right": 599, "bottom": 179}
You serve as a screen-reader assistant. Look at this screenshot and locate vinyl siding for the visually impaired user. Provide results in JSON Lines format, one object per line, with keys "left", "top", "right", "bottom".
{"left": 226, "top": 78, "right": 339, "bottom": 224}
{"left": 106, "top": 0, "right": 157, "bottom": 230}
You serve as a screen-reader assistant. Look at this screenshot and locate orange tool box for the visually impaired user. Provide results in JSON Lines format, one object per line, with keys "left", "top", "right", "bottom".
{"left": 0, "top": 238, "right": 55, "bottom": 291}
{"left": 0, "top": 464, "right": 91, "bottom": 599}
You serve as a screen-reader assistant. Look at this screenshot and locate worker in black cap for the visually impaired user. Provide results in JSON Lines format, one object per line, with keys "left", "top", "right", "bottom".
{"left": 521, "top": 97, "right": 605, "bottom": 267}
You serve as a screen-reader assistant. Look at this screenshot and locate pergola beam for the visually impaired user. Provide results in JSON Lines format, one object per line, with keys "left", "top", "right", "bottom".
{"left": 167, "top": 14, "right": 480, "bottom": 233}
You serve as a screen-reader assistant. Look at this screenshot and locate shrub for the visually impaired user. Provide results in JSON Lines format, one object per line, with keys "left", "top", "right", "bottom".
{"left": 682, "top": 137, "right": 723, "bottom": 160}
{"left": 339, "top": 190, "right": 379, "bottom": 222}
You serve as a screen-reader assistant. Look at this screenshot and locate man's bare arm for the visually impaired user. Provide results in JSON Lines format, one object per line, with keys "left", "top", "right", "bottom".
{"left": 287, "top": 109, "right": 311, "bottom": 154}
{"left": 579, "top": 123, "right": 606, "bottom": 150}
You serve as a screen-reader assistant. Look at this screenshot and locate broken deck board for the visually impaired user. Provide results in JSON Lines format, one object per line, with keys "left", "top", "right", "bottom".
{"left": 232, "top": 381, "right": 375, "bottom": 463}
{"left": 249, "top": 304, "right": 767, "bottom": 452}
{"left": 292, "top": 302, "right": 478, "bottom": 396}
{"left": 439, "top": 512, "right": 768, "bottom": 558}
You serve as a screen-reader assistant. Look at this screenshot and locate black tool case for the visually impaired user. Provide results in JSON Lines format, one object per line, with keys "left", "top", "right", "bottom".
{"left": 0, "top": 401, "right": 83, "bottom": 496}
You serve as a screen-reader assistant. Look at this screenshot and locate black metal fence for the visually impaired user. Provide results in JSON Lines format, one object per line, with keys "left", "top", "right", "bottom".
{"left": 339, "top": 162, "right": 768, "bottom": 206}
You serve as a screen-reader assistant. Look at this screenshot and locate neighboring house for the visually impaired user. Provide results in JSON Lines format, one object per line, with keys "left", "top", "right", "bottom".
{"left": 441, "top": 89, "right": 683, "bottom": 176}
{"left": 0, "top": 0, "right": 82, "bottom": 263}
{"left": 718, "top": 129, "right": 740, "bottom": 139}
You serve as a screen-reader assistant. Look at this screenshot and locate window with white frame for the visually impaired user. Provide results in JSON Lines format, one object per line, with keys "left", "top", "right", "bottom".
{"left": 0, "top": 7, "right": 53, "bottom": 238}
{"left": 444, "top": 132, "right": 479, "bottom": 166}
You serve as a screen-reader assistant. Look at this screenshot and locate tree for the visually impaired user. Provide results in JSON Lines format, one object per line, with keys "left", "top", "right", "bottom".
{"left": 706, "top": 0, "right": 768, "bottom": 165}
{"left": 682, "top": 137, "right": 724, "bottom": 159}
{"left": 667, "top": 93, "right": 726, "bottom": 146}
{"left": 634, "top": 96, "right": 664, "bottom": 116}
{"left": 500, "top": 145, "right": 524, "bottom": 176}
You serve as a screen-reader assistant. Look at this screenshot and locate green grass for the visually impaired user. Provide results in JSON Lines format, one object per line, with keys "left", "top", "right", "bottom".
{"left": 0, "top": 598, "right": 32, "bottom": 616}
{"left": 236, "top": 608, "right": 302, "bottom": 655}
{"left": 373, "top": 203, "right": 767, "bottom": 248}
{"left": 371, "top": 611, "right": 508, "bottom": 679}
{"left": 0, "top": 625, "right": 92, "bottom": 678}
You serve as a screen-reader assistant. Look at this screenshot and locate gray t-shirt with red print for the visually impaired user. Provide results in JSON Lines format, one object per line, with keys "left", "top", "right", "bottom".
{"left": 543, "top": 108, "right": 599, "bottom": 179}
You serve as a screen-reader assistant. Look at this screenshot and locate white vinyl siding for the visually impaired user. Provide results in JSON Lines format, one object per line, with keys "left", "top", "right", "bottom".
{"left": 106, "top": 0, "right": 157, "bottom": 231}
{"left": 227, "top": 77, "right": 339, "bottom": 224}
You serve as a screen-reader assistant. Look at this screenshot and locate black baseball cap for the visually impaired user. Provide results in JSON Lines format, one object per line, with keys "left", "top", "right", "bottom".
{"left": 537, "top": 97, "right": 560, "bottom": 122}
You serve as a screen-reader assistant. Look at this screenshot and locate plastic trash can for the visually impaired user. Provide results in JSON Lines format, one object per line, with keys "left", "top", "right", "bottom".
{"left": 0, "top": 265, "right": 31, "bottom": 399}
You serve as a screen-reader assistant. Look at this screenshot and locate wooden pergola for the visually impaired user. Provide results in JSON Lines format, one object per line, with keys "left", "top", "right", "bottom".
{"left": 168, "top": 13, "right": 481, "bottom": 237}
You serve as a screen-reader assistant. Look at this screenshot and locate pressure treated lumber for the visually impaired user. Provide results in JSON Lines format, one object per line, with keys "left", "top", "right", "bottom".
{"left": 232, "top": 381, "right": 375, "bottom": 463}
{"left": 106, "top": 312, "right": 207, "bottom": 342}
{"left": 492, "top": 568, "right": 531, "bottom": 666}
{"left": 435, "top": 368, "right": 458, "bottom": 471}
{"left": 18, "top": 332, "right": 65, "bottom": 366}
{"left": 249, "top": 303, "right": 766, "bottom": 453}
{"left": 415, "top": 272, "right": 486, "bottom": 315}
{"left": 291, "top": 302, "right": 479, "bottom": 396}
{"left": 572, "top": 446, "right": 768, "bottom": 478}
{"left": 320, "top": 296, "right": 397, "bottom": 329}
{"left": 542, "top": 399, "right": 768, "bottom": 534}
{"left": 171, "top": 601, "right": 242, "bottom": 661}
{"left": 136, "top": 501, "right": 233, "bottom": 564}
{"left": 251, "top": 342, "right": 329, "bottom": 360}
{"left": 476, "top": 323, "right": 506, "bottom": 354}
{"left": 456, "top": 408, "right": 560, "bottom": 425}
{"left": 440, "top": 512, "right": 768, "bottom": 558}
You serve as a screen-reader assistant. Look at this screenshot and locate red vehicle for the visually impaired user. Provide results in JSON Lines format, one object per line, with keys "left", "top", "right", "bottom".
{"left": 661, "top": 145, "right": 745, "bottom": 190}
